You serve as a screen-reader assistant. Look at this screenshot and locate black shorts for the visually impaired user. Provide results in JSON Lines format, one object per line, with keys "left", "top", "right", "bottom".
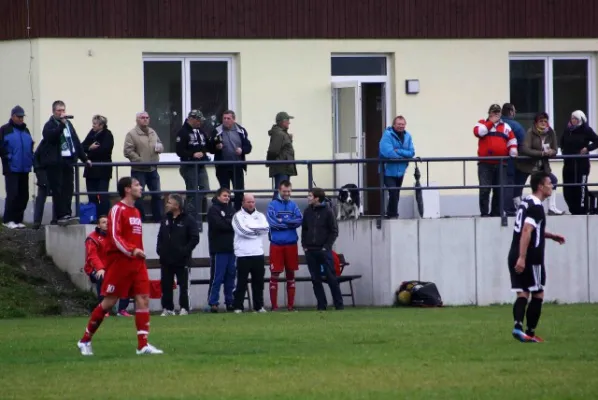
{"left": 508, "top": 260, "right": 546, "bottom": 293}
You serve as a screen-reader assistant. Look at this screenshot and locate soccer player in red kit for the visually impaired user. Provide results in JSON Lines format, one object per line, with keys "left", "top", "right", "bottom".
{"left": 77, "top": 177, "right": 163, "bottom": 356}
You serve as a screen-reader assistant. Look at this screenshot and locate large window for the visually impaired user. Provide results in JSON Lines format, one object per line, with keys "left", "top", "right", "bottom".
{"left": 143, "top": 56, "right": 234, "bottom": 157}
{"left": 509, "top": 55, "right": 594, "bottom": 144}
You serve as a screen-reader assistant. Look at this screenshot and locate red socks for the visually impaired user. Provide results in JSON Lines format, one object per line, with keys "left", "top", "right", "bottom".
{"left": 81, "top": 304, "right": 107, "bottom": 343}
{"left": 286, "top": 270, "right": 296, "bottom": 310}
{"left": 269, "top": 274, "right": 280, "bottom": 310}
{"left": 135, "top": 309, "right": 150, "bottom": 350}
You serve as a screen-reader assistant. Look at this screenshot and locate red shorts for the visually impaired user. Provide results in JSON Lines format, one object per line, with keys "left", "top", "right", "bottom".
{"left": 101, "top": 260, "right": 150, "bottom": 298}
{"left": 269, "top": 244, "right": 299, "bottom": 273}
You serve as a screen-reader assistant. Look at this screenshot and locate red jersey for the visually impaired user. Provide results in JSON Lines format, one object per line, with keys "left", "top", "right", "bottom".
{"left": 473, "top": 119, "right": 517, "bottom": 164}
{"left": 106, "top": 201, "right": 144, "bottom": 269}
{"left": 83, "top": 229, "right": 108, "bottom": 275}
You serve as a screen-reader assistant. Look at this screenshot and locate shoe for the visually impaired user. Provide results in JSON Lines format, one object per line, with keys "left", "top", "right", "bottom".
{"left": 255, "top": 308, "right": 267, "bottom": 313}
{"left": 77, "top": 341, "right": 94, "bottom": 356}
{"left": 547, "top": 193, "right": 564, "bottom": 215}
{"left": 210, "top": 305, "right": 218, "bottom": 313}
{"left": 117, "top": 310, "right": 132, "bottom": 317}
{"left": 234, "top": 309, "right": 243, "bottom": 314}
{"left": 160, "top": 309, "right": 175, "bottom": 316}
{"left": 529, "top": 335, "right": 544, "bottom": 343}
{"left": 226, "top": 305, "right": 235, "bottom": 312}
{"left": 136, "top": 343, "right": 164, "bottom": 355}
{"left": 104, "top": 312, "right": 110, "bottom": 318}
{"left": 288, "top": 307, "right": 298, "bottom": 312}
{"left": 3, "top": 221, "right": 17, "bottom": 229}
{"left": 32, "top": 222, "right": 41, "bottom": 230}
{"left": 16, "top": 223, "right": 26, "bottom": 229}
{"left": 512, "top": 328, "right": 532, "bottom": 342}
{"left": 179, "top": 308, "right": 189, "bottom": 316}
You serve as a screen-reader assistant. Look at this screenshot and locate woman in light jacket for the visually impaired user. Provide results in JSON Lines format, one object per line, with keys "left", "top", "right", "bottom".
{"left": 515, "top": 112, "right": 563, "bottom": 215}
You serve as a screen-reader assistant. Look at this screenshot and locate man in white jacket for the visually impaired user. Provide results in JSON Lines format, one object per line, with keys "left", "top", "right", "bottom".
{"left": 232, "top": 193, "right": 270, "bottom": 313}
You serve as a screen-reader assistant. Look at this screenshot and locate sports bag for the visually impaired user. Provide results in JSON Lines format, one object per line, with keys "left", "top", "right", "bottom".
{"left": 394, "top": 280, "right": 443, "bottom": 307}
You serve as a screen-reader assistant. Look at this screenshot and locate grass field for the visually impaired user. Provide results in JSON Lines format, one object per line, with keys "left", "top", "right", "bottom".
{"left": 1, "top": 305, "right": 597, "bottom": 400}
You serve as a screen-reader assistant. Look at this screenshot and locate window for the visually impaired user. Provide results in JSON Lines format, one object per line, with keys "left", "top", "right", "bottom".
{"left": 143, "top": 56, "right": 235, "bottom": 157}
{"left": 331, "top": 56, "right": 387, "bottom": 76}
{"left": 509, "top": 55, "right": 594, "bottom": 146}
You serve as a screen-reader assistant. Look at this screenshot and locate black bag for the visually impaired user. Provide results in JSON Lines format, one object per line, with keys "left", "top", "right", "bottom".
{"left": 394, "top": 280, "right": 443, "bottom": 307}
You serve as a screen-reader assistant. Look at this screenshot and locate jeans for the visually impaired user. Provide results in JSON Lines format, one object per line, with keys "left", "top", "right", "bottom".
{"left": 383, "top": 175, "right": 404, "bottom": 218}
{"left": 305, "top": 250, "right": 344, "bottom": 310}
{"left": 477, "top": 163, "right": 507, "bottom": 217}
{"left": 131, "top": 170, "right": 163, "bottom": 222}
{"left": 47, "top": 164, "right": 75, "bottom": 220}
{"left": 86, "top": 178, "right": 111, "bottom": 219}
{"left": 512, "top": 170, "right": 529, "bottom": 200}
{"left": 208, "top": 253, "right": 236, "bottom": 306}
{"left": 272, "top": 174, "right": 290, "bottom": 199}
{"left": 3, "top": 172, "right": 29, "bottom": 224}
{"left": 33, "top": 170, "right": 57, "bottom": 225}
{"left": 179, "top": 165, "right": 210, "bottom": 220}
{"left": 216, "top": 166, "right": 245, "bottom": 211}
{"left": 160, "top": 265, "right": 189, "bottom": 311}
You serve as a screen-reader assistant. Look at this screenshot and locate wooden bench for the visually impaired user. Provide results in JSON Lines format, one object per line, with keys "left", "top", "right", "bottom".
{"left": 146, "top": 253, "right": 361, "bottom": 309}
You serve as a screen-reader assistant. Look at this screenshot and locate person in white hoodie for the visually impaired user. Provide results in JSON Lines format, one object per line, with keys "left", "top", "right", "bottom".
{"left": 232, "top": 193, "right": 270, "bottom": 313}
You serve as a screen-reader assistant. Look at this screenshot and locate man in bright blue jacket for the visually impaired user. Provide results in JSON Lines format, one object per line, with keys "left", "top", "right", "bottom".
{"left": 0, "top": 106, "right": 34, "bottom": 229}
{"left": 501, "top": 103, "right": 526, "bottom": 215}
{"left": 379, "top": 116, "right": 415, "bottom": 218}
{"left": 266, "top": 180, "right": 303, "bottom": 311}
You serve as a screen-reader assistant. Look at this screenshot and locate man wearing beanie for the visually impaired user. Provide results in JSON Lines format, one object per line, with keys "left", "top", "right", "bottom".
{"left": 266, "top": 111, "right": 297, "bottom": 199}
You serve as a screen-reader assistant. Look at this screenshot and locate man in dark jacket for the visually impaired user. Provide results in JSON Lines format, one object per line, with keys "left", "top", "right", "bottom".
{"left": 266, "top": 112, "right": 297, "bottom": 199}
{"left": 156, "top": 194, "right": 200, "bottom": 316}
{"left": 501, "top": 103, "right": 526, "bottom": 215}
{"left": 32, "top": 140, "right": 57, "bottom": 229}
{"left": 206, "top": 187, "right": 236, "bottom": 312}
{"left": 301, "top": 187, "right": 343, "bottom": 311}
{"left": 0, "top": 106, "right": 34, "bottom": 229}
{"left": 210, "top": 110, "right": 252, "bottom": 211}
{"left": 39, "top": 100, "right": 91, "bottom": 226}
{"left": 176, "top": 110, "right": 211, "bottom": 221}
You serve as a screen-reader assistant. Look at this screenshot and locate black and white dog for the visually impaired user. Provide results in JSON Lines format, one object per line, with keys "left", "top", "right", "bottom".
{"left": 336, "top": 184, "right": 361, "bottom": 221}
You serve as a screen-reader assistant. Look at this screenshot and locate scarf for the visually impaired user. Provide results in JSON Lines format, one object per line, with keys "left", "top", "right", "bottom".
{"left": 59, "top": 120, "right": 76, "bottom": 158}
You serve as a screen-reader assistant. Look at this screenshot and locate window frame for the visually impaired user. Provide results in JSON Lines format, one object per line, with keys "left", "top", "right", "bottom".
{"left": 142, "top": 54, "right": 236, "bottom": 162}
{"left": 509, "top": 53, "right": 596, "bottom": 141}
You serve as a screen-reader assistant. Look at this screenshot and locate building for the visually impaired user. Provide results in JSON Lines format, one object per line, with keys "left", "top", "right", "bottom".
{"left": 0, "top": 0, "right": 597, "bottom": 219}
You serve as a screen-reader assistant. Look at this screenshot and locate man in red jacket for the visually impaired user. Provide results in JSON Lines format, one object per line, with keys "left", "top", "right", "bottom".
{"left": 473, "top": 104, "right": 518, "bottom": 217}
{"left": 84, "top": 215, "right": 131, "bottom": 317}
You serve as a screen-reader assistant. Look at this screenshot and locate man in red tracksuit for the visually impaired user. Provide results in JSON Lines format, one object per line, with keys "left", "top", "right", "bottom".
{"left": 84, "top": 215, "right": 131, "bottom": 317}
{"left": 473, "top": 103, "right": 518, "bottom": 217}
{"left": 77, "top": 177, "right": 163, "bottom": 356}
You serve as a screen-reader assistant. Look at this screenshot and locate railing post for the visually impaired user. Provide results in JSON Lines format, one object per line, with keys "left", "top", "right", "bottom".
{"left": 307, "top": 162, "right": 313, "bottom": 190}
{"left": 194, "top": 162, "right": 202, "bottom": 232}
{"left": 74, "top": 164, "right": 81, "bottom": 218}
{"left": 377, "top": 159, "right": 384, "bottom": 230}
{"left": 499, "top": 157, "right": 507, "bottom": 227}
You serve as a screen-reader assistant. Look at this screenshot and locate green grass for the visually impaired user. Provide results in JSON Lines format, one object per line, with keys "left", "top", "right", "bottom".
{"left": 1, "top": 305, "right": 597, "bottom": 400}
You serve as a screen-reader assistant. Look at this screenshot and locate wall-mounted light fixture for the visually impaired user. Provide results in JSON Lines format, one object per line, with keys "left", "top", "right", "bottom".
{"left": 405, "top": 79, "right": 420, "bottom": 95}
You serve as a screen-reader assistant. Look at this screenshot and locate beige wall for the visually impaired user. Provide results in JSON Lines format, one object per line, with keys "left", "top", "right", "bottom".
{"left": 1, "top": 38, "right": 597, "bottom": 204}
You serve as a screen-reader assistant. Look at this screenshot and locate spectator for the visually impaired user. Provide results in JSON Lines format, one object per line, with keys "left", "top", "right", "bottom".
{"left": 124, "top": 111, "right": 164, "bottom": 222}
{"left": 32, "top": 140, "right": 57, "bottom": 229}
{"left": 206, "top": 187, "right": 236, "bottom": 313}
{"left": 473, "top": 104, "right": 518, "bottom": 217}
{"left": 232, "top": 194, "right": 270, "bottom": 313}
{"left": 501, "top": 103, "right": 526, "bottom": 215}
{"left": 210, "top": 110, "right": 252, "bottom": 211}
{"left": 84, "top": 215, "right": 131, "bottom": 317}
{"left": 82, "top": 115, "right": 114, "bottom": 219}
{"left": 561, "top": 110, "right": 598, "bottom": 215}
{"left": 378, "top": 115, "right": 415, "bottom": 219}
{"left": 515, "top": 112, "right": 563, "bottom": 215}
{"left": 266, "top": 180, "right": 303, "bottom": 311}
{"left": 266, "top": 112, "right": 297, "bottom": 199}
{"left": 301, "top": 187, "right": 343, "bottom": 311}
{"left": 176, "top": 110, "right": 211, "bottom": 221}
{"left": 40, "top": 100, "right": 91, "bottom": 226}
{"left": 0, "top": 106, "right": 34, "bottom": 229}
{"left": 157, "top": 194, "right": 199, "bottom": 316}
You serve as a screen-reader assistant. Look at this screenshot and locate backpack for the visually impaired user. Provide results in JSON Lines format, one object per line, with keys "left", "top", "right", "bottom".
{"left": 394, "top": 280, "right": 443, "bottom": 307}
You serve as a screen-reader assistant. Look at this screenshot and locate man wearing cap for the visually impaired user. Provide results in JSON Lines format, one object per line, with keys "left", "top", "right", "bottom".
{"left": 266, "top": 112, "right": 297, "bottom": 199}
{"left": 473, "top": 104, "right": 518, "bottom": 217}
{"left": 210, "top": 110, "right": 252, "bottom": 211}
{"left": 176, "top": 110, "right": 211, "bottom": 221}
{"left": 0, "top": 106, "right": 34, "bottom": 229}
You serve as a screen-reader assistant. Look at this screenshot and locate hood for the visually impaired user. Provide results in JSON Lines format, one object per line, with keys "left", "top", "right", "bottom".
{"left": 268, "top": 124, "right": 287, "bottom": 137}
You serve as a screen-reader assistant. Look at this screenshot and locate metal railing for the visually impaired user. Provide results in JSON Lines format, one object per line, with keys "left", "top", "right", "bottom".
{"left": 72, "top": 155, "right": 598, "bottom": 230}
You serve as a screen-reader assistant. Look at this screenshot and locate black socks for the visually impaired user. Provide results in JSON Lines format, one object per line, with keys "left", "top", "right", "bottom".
{"left": 525, "top": 297, "right": 543, "bottom": 337}
{"left": 513, "top": 297, "right": 528, "bottom": 331}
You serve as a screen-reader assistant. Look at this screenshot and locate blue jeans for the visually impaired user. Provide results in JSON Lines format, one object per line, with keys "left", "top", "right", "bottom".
{"left": 272, "top": 174, "right": 290, "bottom": 199}
{"left": 305, "top": 250, "right": 343, "bottom": 310}
{"left": 208, "top": 253, "right": 236, "bottom": 306}
{"left": 131, "top": 170, "right": 163, "bottom": 222}
{"left": 513, "top": 171, "right": 558, "bottom": 200}
{"left": 383, "top": 175, "right": 404, "bottom": 218}
{"left": 90, "top": 272, "right": 130, "bottom": 311}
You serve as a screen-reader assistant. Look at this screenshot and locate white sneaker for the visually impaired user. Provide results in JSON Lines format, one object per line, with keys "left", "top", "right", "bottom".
{"left": 255, "top": 308, "right": 268, "bottom": 313}
{"left": 3, "top": 222, "right": 17, "bottom": 229}
{"left": 160, "top": 309, "right": 175, "bottom": 316}
{"left": 77, "top": 341, "right": 94, "bottom": 356}
{"left": 179, "top": 309, "right": 188, "bottom": 316}
{"left": 136, "top": 343, "right": 164, "bottom": 355}
{"left": 16, "top": 223, "right": 26, "bottom": 229}
{"left": 234, "top": 309, "right": 243, "bottom": 314}
{"left": 547, "top": 194, "right": 564, "bottom": 215}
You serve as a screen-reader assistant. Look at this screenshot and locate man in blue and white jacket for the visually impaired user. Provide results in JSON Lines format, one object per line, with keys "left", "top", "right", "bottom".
{"left": 379, "top": 115, "right": 415, "bottom": 218}
{"left": 232, "top": 194, "right": 270, "bottom": 313}
{"left": 266, "top": 180, "right": 303, "bottom": 311}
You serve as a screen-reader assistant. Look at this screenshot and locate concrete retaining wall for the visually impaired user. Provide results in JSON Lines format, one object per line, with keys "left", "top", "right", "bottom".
{"left": 46, "top": 215, "right": 598, "bottom": 311}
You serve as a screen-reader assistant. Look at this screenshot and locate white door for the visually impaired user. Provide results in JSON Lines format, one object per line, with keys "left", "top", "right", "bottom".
{"left": 331, "top": 81, "right": 363, "bottom": 206}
